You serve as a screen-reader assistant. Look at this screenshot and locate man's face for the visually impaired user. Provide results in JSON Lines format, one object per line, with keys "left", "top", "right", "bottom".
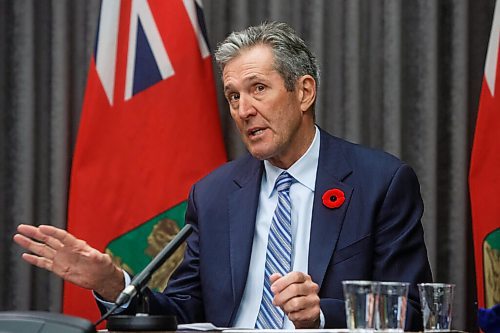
{"left": 222, "top": 45, "right": 313, "bottom": 169}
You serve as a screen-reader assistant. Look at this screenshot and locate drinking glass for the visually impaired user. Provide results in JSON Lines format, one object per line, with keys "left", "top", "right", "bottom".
{"left": 374, "top": 282, "right": 409, "bottom": 332}
{"left": 418, "top": 283, "right": 455, "bottom": 332}
{"left": 343, "top": 280, "right": 376, "bottom": 332}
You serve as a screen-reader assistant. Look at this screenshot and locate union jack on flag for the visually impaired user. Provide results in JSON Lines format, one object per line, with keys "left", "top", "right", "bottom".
{"left": 95, "top": 0, "right": 211, "bottom": 104}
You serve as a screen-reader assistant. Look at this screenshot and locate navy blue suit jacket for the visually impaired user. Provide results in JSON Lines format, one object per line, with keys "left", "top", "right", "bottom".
{"left": 129, "top": 129, "right": 432, "bottom": 330}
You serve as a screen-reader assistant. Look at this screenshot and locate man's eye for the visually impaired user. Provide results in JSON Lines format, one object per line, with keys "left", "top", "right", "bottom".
{"left": 228, "top": 93, "right": 240, "bottom": 102}
{"left": 256, "top": 85, "right": 265, "bottom": 92}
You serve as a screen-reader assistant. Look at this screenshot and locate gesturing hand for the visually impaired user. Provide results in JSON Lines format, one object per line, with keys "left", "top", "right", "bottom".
{"left": 270, "top": 271, "right": 321, "bottom": 329}
{"left": 13, "top": 224, "right": 124, "bottom": 302}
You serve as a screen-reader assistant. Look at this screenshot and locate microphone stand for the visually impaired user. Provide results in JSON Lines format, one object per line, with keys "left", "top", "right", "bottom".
{"left": 94, "top": 224, "right": 193, "bottom": 331}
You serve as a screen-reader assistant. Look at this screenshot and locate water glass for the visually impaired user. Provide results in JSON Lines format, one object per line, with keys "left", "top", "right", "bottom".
{"left": 418, "top": 283, "right": 455, "bottom": 332}
{"left": 374, "top": 282, "right": 409, "bottom": 332}
{"left": 343, "top": 280, "right": 376, "bottom": 331}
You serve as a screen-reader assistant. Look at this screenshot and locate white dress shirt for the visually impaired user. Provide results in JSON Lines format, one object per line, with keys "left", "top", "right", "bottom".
{"left": 233, "top": 126, "right": 321, "bottom": 329}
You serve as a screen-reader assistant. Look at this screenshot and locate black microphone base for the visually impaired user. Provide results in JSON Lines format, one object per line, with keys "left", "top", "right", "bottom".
{"left": 106, "top": 314, "right": 177, "bottom": 331}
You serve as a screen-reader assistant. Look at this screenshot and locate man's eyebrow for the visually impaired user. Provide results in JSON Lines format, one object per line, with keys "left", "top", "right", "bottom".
{"left": 223, "top": 74, "right": 268, "bottom": 93}
{"left": 247, "top": 74, "right": 267, "bottom": 83}
{"left": 246, "top": 75, "right": 259, "bottom": 81}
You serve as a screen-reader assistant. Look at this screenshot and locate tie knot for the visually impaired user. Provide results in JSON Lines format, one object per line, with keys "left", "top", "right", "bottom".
{"left": 275, "top": 172, "right": 294, "bottom": 193}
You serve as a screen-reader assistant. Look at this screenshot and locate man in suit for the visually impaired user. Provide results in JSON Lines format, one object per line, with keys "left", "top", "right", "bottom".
{"left": 14, "top": 22, "right": 432, "bottom": 330}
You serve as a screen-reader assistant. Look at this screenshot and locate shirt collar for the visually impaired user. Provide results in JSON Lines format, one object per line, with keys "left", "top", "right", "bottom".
{"left": 263, "top": 126, "right": 320, "bottom": 197}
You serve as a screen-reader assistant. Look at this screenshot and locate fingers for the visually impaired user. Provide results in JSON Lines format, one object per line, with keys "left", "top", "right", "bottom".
{"left": 271, "top": 271, "right": 309, "bottom": 294}
{"left": 13, "top": 233, "right": 56, "bottom": 260}
{"left": 13, "top": 232, "right": 34, "bottom": 249}
{"left": 272, "top": 272, "right": 318, "bottom": 307}
{"left": 16, "top": 224, "right": 64, "bottom": 251}
{"left": 21, "top": 253, "right": 53, "bottom": 271}
{"left": 283, "top": 293, "right": 320, "bottom": 328}
{"left": 270, "top": 272, "right": 320, "bottom": 328}
{"left": 14, "top": 224, "right": 80, "bottom": 270}
{"left": 288, "top": 303, "right": 321, "bottom": 329}
{"left": 281, "top": 292, "right": 319, "bottom": 317}
{"left": 269, "top": 273, "right": 282, "bottom": 285}
{"left": 39, "top": 225, "right": 78, "bottom": 248}
{"left": 16, "top": 224, "right": 45, "bottom": 241}
{"left": 14, "top": 224, "right": 122, "bottom": 295}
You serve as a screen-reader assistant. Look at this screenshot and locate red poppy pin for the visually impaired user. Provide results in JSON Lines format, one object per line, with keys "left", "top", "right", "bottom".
{"left": 322, "top": 188, "right": 345, "bottom": 209}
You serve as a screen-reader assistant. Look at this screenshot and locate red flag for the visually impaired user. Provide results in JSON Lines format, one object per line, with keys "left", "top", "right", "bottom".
{"left": 64, "top": 0, "right": 226, "bottom": 321}
{"left": 469, "top": 0, "right": 500, "bottom": 310}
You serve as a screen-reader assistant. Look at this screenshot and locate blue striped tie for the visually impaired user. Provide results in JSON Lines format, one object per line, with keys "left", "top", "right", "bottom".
{"left": 255, "top": 172, "right": 294, "bottom": 329}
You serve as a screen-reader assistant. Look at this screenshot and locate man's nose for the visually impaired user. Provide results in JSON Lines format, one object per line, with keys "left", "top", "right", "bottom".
{"left": 238, "top": 94, "right": 256, "bottom": 119}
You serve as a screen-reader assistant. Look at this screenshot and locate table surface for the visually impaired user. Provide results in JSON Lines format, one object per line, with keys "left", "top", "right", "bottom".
{"left": 100, "top": 321, "right": 468, "bottom": 333}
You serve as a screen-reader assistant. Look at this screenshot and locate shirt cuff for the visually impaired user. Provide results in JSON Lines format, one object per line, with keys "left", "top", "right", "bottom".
{"left": 319, "top": 308, "right": 325, "bottom": 328}
{"left": 93, "top": 270, "right": 132, "bottom": 313}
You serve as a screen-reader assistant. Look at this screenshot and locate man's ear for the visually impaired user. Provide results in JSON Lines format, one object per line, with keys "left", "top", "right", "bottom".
{"left": 297, "top": 75, "right": 316, "bottom": 112}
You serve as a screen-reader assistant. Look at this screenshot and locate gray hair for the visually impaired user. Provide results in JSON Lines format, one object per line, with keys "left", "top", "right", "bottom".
{"left": 214, "top": 22, "right": 320, "bottom": 92}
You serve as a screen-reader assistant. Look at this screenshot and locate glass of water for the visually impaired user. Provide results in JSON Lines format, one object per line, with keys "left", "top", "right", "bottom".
{"left": 342, "top": 280, "right": 376, "bottom": 332}
{"left": 418, "top": 283, "right": 455, "bottom": 332}
{"left": 374, "top": 282, "right": 409, "bottom": 332}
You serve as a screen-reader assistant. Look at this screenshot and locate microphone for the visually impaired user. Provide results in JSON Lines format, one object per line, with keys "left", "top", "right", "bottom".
{"left": 94, "top": 223, "right": 193, "bottom": 330}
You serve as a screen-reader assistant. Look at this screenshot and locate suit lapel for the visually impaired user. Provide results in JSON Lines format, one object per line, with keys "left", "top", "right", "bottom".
{"left": 227, "top": 156, "right": 263, "bottom": 323}
{"left": 309, "top": 131, "right": 353, "bottom": 288}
